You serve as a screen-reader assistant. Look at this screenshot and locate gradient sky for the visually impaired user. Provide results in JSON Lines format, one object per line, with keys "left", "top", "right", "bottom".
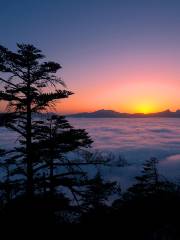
{"left": 1, "top": 0, "right": 180, "bottom": 113}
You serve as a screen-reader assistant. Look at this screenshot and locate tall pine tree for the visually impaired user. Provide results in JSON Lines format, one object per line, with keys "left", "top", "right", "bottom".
{"left": 0, "top": 44, "right": 73, "bottom": 197}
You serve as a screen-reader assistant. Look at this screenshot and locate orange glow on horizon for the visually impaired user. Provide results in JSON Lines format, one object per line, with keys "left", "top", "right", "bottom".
{"left": 1, "top": 51, "right": 180, "bottom": 115}
{"left": 52, "top": 51, "right": 180, "bottom": 115}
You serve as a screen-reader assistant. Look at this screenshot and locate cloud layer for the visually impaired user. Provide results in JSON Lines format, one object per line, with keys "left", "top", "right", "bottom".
{"left": 1, "top": 117, "right": 180, "bottom": 189}
{"left": 69, "top": 118, "right": 180, "bottom": 187}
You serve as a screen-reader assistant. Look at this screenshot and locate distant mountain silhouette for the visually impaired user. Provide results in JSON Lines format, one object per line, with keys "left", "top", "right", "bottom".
{"left": 1, "top": 110, "right": 180, "bottom": 124}
{"left": 67, "top": 109, "right": 180, "bottom": 118}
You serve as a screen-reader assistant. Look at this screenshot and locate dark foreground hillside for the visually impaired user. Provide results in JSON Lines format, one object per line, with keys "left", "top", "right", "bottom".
{"left": 0, "top": 158, "right": 180, "bottom": 240}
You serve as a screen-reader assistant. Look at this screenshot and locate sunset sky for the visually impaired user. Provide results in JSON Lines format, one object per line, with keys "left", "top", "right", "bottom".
{"left": 1, "top": 0, "right": 180, "bottom": 114}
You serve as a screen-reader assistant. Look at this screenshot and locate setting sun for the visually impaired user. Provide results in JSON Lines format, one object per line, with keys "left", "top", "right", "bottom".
{"left": 135, "top": 103, "right": 155, "bottom": 114}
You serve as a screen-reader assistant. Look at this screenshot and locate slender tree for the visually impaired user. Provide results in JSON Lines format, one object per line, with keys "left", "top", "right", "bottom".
{"left": 126, "top": 157, "right": 171, "bottom": 198}
{"left": 31, "top": 115, "right": 93, "bottom": 196}
{"left": 81, "top": 171, "right": 120, "bottom": 209}
{"left": 0, "top": 44, "right": 73, "bottom": 197}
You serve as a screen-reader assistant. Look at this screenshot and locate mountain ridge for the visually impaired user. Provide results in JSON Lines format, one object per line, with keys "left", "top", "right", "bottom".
{"left": 67, "top": 109, "right": 180, "bottom": 118}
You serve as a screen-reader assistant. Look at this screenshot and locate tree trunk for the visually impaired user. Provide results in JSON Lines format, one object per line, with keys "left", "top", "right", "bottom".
{"left": 26, "top": 70, "right": 33, "bottom": 198}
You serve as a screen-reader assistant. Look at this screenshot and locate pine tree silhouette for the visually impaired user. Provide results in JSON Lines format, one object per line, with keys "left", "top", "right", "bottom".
{"left": 0, "top": 44, "right": 73, "bottom": 197}
{"left": 127, "top": 157, "right": 168, "bottom": 197}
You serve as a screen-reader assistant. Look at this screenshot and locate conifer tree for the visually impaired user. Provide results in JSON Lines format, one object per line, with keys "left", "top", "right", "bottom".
{"left": 31, "top": 115, "right": 94, "bottom": 197}
{"left": 81, "top": 171, "right": 120, "bottom": 209}
{"left": 127, "top": 157, "right": 169, "bottom": 197}
{"left": 0, "top": 44, "right": 73, "bottom": 197}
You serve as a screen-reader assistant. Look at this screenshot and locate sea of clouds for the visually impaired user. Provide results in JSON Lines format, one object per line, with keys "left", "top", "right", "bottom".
{"left": 1, "top": 117, "right": 180, "bottom": 190}
{"left": 68, "top": 118, "right": 180, "bottom": 189}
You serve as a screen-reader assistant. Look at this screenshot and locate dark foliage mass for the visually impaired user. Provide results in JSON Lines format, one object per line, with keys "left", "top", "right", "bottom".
{"left": 0, "top": 44, "right": 180, "bottom": 239}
